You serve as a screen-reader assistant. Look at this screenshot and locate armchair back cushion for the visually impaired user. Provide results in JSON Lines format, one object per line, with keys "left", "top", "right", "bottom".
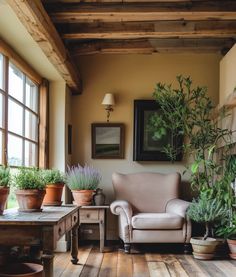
{"left": 112, "top": 172, "right": 180, "bottom": 213}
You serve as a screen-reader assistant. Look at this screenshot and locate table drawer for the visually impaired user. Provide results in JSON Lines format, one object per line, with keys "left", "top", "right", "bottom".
{"left": 71, "top": 212, "right": 78, "bottom": 227}
{"left": 80, "top": 209, "right": 99, "bottom": 222}
{"left": 55, "top": 221, "right": 65, "bottom": 240}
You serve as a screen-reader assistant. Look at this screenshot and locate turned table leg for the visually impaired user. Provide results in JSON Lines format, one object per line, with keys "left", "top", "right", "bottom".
{"left": 42, "top": 227, "right": 55, "bottom": 277}
{"left": 71, "top": 224, "right": 79, "bottom": 264}
{"left": 42, "top": 252, "right": 54, "bottom": 277}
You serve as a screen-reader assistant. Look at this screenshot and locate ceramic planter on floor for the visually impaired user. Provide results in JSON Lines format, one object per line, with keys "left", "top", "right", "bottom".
{"left": 72, "top": 190, "right": 94, "bottom": 206}
{"left": 43, "top": 183, "right": 64, "bottom": 206}
{"left": 190, "top": 237, "right": 219, "bottom": 260}
{"left": 15, "top": 189, "right": 46, "bottom": 212}
{"left": 227, "top": 238, "right": 236, "bottom": 259}
{"left": 0, "top": 187, "right": 9, "bottom": 215}
{"left": 0, "top": 263, "right": 43, "bottom": 277}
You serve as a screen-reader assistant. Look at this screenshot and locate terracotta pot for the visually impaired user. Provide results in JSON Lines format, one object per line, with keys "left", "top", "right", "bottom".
{"left": 43, "top": 183, "right": 64, "bottom": 206}
{"left": 190, "top": 237, "right": 219, "bottom": 259}
{"left": 0, "top": 263, "right": 43, "bottom": 277}
{"left": 72, "top": 190, "right": 94, "bottom": 206}
{"left": 0, "top": 187, "right": 9, "bottom": 215}
{"left": 227, "top": 238, "right": 236, "bottom": 259}
{"left": 192, "top": 252, "right": 214, "bottom": 260}
{"left": 15, "top": 190, "right": 46, "bottom": 212}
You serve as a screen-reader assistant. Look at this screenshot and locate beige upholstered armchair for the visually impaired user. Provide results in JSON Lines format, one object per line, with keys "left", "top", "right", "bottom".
{"left": 110, "top": 172, "right": 191, "bottom": 253}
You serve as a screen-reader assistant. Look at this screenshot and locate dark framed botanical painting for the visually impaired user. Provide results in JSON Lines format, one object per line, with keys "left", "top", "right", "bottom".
{"left": 133, "top": 100, "right": 183, "bottom": 161}
{"left": 92, "top": 123, "right": 125, "bottom": 159}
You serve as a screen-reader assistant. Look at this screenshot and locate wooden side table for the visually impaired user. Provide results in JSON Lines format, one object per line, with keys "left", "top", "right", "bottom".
{"left": 79, "top": 205, "right": 109, "bottom": 252}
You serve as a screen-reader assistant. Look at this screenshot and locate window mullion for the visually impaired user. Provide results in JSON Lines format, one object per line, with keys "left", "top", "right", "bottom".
{"left": 22, "top": 74, "right": 26, "bottom": 166}
{"left": 3, "top": 56, "right": 9, "bottom": 166}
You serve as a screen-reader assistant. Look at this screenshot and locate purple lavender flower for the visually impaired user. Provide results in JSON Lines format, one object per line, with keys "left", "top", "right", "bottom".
{"left": 65, "top": 164, "right": 101, "bottom": 190}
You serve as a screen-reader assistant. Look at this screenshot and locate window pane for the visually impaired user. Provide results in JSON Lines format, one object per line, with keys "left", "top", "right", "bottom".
{"left": 8, "top": 134, "right": 23, "bottom": 166}
{"left": 0, "top": 130, "right": 3, "bottom": 164}
{"left": 8, "top": 99, "right": 23, "bottom": 136}
{"left": 26, "top": 78, "right": 38, "bottom": 113}
{"left": 25, "top": 111, "right": 38, "bottom": 141}
{"left": 9, "top": 63, "right": 23, "bottom": 102}
{"left": 0, "top": 54, "right": 3, "bottom": 90}
{"left": 25, "top": 141, "right": 37, "bottom": 167}
{"left": 0, "top": 93, "right": 4, "bottom": 128}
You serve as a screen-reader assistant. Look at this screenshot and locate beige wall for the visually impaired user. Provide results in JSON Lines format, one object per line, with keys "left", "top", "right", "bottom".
{"left": 72, "top": 53, "right": 221, "bottom": 239}
{"left": 220, "top": 44, "right": 236, "bottom": 105}
{"left": 49, "top": 81, "right": 67, "bottom": 171}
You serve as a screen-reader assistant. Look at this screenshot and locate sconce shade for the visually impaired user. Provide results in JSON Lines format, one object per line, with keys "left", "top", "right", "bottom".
{"left": 102, "top": 93, "right": 115, "bottom": 106}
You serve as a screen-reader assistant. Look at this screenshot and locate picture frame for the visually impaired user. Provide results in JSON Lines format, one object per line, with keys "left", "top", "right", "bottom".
{"left": 133, "top": 100, "right": 183, "bottom": 161}
{"left": 68, "top": 124, "right": 72, "bottom": 155}
{"left": 92, "top": 123, "right": 125, "bottom": 159}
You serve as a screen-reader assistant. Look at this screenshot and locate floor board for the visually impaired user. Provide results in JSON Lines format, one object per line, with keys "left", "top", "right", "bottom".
{"left": 54, "top": 243, "right": 236, "bottom": 277}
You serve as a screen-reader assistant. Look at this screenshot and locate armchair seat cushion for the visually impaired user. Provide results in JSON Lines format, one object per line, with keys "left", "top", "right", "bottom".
{"left": 131, "top": 213, "right": 184, "bottom": 230}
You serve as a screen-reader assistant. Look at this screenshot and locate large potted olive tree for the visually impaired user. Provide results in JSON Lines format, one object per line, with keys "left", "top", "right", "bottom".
{"left": 149, "top": 76, "right": 235, "bottom": 257}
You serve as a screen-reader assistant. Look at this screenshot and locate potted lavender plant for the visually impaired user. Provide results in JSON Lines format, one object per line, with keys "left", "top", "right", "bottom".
{"left": 66, "top": 164, "right": 101, "bottom": 206}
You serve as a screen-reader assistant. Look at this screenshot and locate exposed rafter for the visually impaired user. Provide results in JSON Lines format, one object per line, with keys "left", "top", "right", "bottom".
{"left": 8, "top": 0, "right": 82, "bottom": 94}
{"left": 45, "top": 2, "right": 236, "bottom": 23}
{"left": 60, "top": 21, "right": 236, "bottom": 40}
{"left": 71, "top": 38, "right": 235, "bottom": 56}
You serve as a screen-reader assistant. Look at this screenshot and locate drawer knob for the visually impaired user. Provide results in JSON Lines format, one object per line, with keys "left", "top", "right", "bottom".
{"left": 58, "top": 227, "right": 62, "bottom": 235}
{"left": 74, "top": 215, "right": 77, "bottom": 222}
{"left": 86, "top": 214, "right": 90, "bottom": 218}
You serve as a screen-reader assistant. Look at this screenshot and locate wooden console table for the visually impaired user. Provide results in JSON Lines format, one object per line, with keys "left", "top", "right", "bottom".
{"left": 79, "top": 205, "right": 109, "bottom": 252}
{"left": 0, "top": 205, "right": 79, "bottom": 277}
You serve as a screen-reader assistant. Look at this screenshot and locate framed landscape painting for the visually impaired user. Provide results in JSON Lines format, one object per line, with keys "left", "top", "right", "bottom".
{"left": 133, "top": 99, "right": 183, "bottom": 161}
{"left": 92, "top": 123, "right": 125, "bottom": 159}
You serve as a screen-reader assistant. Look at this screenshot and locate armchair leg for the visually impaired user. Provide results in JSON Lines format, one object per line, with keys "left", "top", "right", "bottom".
{"left": 184, "top": 243, "right": 191, "bottom": 254}
{"left": 124, "top": 243, "right": 131, "bottom": 254}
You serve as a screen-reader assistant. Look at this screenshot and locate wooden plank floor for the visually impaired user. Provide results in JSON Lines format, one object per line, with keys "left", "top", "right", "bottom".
{"left": 54, "top": 243, "right": 236, "bottom": 277}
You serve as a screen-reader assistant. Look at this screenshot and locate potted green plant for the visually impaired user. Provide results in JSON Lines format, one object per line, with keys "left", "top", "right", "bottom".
{"left": 42, "top": 169, "right": 65, "bottom": 206}
{"left": 217, "top": 212, "right": 236, "bottom": 259}
{"left": 0, "top": 166, "right": 11, "bottom": 215}
{"left": 149, "top": 75, "right": 235, "bottom": 257}
{"left": 14, "top": 167, "right": 46, "bottom": 212}
{"left": 187, "top": 195, "right": 227, "bottom": 259}
{"left": 66, "top": 164, "right": 101, "bottom": 206}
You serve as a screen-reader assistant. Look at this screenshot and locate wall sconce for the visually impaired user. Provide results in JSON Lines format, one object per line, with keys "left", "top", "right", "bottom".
{"left": 102, "top": 93, "right": 115, "bottom": 122}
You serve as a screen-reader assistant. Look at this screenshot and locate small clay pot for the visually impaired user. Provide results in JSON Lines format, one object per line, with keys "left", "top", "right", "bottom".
{"left": 227, "top": 238, "right": 236, "bottom": 259}
{"left": 43, "top": 183, "right": 64, "bottom": 206}
{"left": 72, "top": 190, "right": 94, "bottom": 206}
{"left": 0, "top": 263, "right": 43, "bottom": 277}
{"left": 192, "top": 252, "right": 215, "bottom": 260}
{"left": 15, "top": 189, "right": 46, "bottom": 212}
{"left": 0, "top": 187, "right": 9, "bottom": 215}
{"left": 190, "top": 237, "right": 219, "bottom": 259}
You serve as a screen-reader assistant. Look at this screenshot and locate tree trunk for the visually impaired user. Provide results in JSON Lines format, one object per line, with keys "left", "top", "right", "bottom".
{"left": 204, "top": 222, "right": 210, "bottom": 240}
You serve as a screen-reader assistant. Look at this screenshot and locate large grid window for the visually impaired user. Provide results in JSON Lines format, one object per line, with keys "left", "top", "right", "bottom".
{"left": 0, "top": 55, "right": 39, "bottom": 167}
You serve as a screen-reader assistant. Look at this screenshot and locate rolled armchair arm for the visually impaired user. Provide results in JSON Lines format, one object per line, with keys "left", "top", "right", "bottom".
{"left": 110, "top": 200, "right": 133, "bottom": 223}
{"left": 165, "top": 198, "right": 190, "bottom": 218}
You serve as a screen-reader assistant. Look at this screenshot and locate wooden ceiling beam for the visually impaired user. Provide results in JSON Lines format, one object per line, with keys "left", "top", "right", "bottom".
{"left": 47, "top": 2, "right": 236, "bottom": 23}
{"left": 42, "top": 1, "right": 211, "bottom": 3}
{"left": 8, "top": 0, "right": 82, "bottom": 94}
{"left": 60, "top": 21, "right": 236, "bottom": 40}
{"left": 71, "top": 38, "right": 235, "bottom": 55}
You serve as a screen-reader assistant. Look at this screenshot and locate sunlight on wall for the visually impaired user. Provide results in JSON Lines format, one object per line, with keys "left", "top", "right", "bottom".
{"left": 72, "top": 53, "right": 221, "bottom": 239}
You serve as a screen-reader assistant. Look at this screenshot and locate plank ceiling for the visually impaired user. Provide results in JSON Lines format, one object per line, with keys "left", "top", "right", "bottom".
{"left": 41, "top": 0, "right": 236, "bottom": 56}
